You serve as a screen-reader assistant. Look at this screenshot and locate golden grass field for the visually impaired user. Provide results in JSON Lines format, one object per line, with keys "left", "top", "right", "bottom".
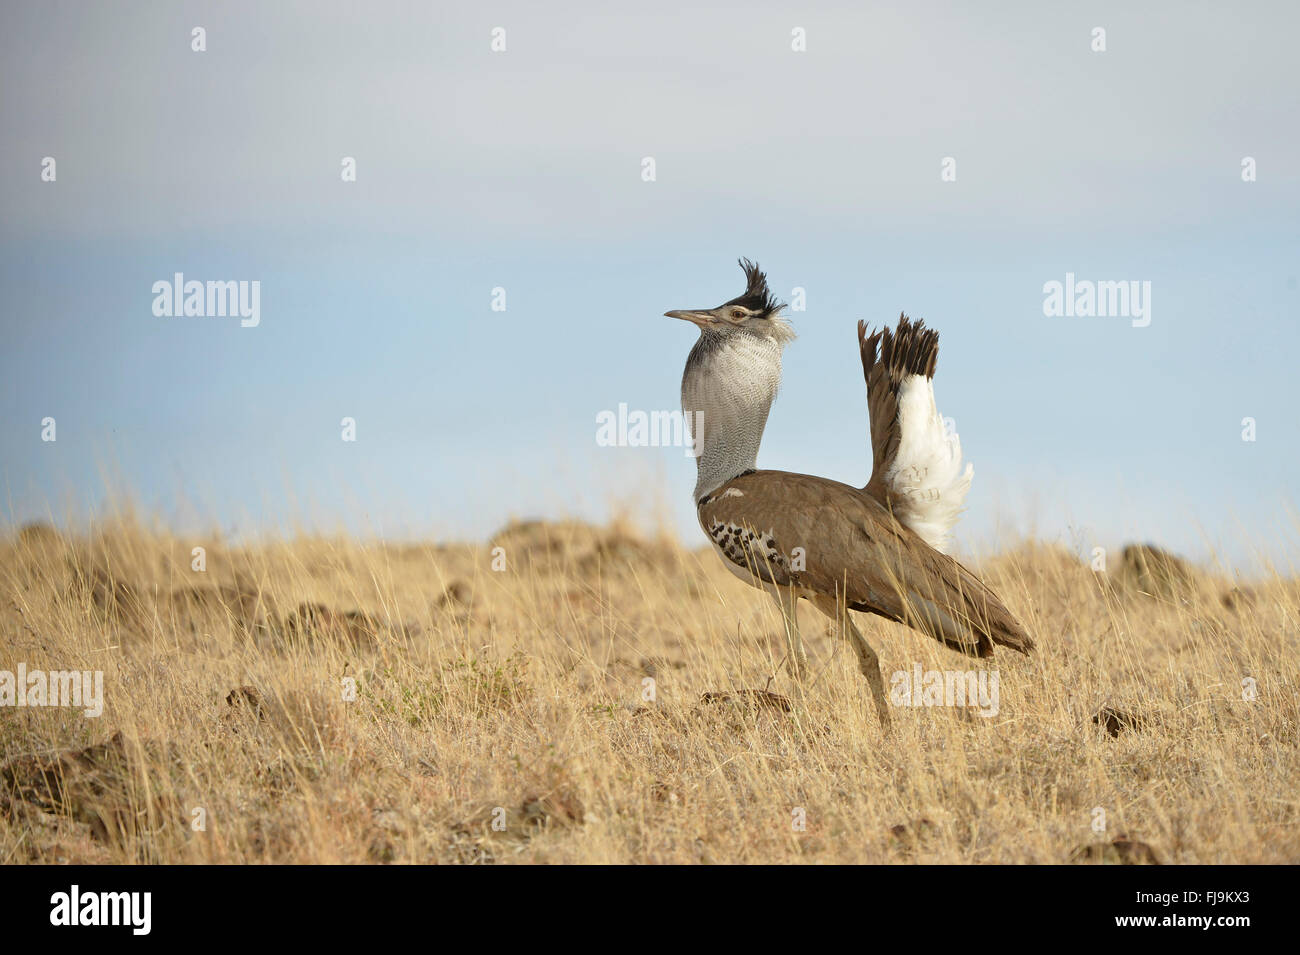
{"left": 1, "top": 514, "right": 1297, "bottom": 864}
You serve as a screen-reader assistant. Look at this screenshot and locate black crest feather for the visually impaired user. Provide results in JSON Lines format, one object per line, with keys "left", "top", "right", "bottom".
{"left": 724, "top": 258, "right": 784, "bottom": 314}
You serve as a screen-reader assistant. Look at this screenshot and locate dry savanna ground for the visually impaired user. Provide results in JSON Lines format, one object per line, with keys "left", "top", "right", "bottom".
{"left": 1, "top": 515, "right": 1297, "bottom": 864}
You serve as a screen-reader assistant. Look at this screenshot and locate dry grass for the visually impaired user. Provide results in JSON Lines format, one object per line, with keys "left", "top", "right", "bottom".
{"left": 1, "top": 516, "right": 1298, "bottom": 864}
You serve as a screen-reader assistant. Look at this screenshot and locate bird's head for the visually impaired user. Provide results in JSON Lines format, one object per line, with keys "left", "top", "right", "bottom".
{"left": 665, "top": 259, "right": 795, "bottom": 344}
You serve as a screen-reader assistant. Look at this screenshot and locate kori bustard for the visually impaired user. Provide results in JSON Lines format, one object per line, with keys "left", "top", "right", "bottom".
{"left": 666, "top": 260, "right": 1032, "bottom": 728}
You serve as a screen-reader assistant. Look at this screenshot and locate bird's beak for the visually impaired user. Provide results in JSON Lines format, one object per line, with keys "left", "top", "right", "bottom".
{"left": 664, "top": 309, "right": 718, "bottom": 328}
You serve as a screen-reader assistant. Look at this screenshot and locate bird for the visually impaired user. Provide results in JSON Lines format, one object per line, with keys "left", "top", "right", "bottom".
{"left": 666, "top": 259, "right": 1033, "bottom": 729}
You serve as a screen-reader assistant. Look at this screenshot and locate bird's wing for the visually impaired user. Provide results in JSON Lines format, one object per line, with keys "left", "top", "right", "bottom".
{"left": 698, "top": 470, "right": 1032, "bottom": 656}
{"left": 857, "top": 315, "right": 973, "bottom": 553}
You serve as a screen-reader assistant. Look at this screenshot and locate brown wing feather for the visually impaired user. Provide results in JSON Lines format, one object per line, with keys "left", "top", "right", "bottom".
{"left": 699, "top": 470, "right": 1033, "bottom": 657}
{"left": 858, "top": 315, "right": 939, "bottom": 506}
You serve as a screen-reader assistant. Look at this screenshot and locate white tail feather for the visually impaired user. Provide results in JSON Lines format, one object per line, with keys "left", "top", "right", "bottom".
{"left": 883, "top": 375, "right": 973, "bottom": 553}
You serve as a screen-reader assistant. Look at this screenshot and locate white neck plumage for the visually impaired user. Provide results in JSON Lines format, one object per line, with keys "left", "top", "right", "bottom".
{"left": 681, "top": 329, "right": 788, "bottom": 502}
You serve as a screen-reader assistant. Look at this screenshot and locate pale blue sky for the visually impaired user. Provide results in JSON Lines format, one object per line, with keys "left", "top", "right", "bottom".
{"left": 2, "top": 1, "right": 1297, "bottom": 570}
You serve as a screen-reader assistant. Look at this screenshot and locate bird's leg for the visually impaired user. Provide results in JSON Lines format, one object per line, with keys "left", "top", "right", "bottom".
{"left": 843, "top": 612, "right": 893, "bottom": 731}
{"left": 771, "top": 585, "right": 808, "bottom": 681}
{"left": 811, "top": 593, "right": 892, "bottom": 731}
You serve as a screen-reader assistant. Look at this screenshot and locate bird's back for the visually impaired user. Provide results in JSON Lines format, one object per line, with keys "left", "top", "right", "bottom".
{"left": 697, "top": 468, "right": 1033, "bottom": 657}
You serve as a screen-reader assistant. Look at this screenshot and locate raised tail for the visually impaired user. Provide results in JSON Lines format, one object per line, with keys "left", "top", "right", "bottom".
{"left": 857, "top": 316, "right": 973, "bottom": 554}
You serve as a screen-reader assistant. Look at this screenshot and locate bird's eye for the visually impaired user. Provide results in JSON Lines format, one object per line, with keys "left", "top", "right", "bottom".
{"left": 731, "top": 309, "right": 745, "bottom": 320}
